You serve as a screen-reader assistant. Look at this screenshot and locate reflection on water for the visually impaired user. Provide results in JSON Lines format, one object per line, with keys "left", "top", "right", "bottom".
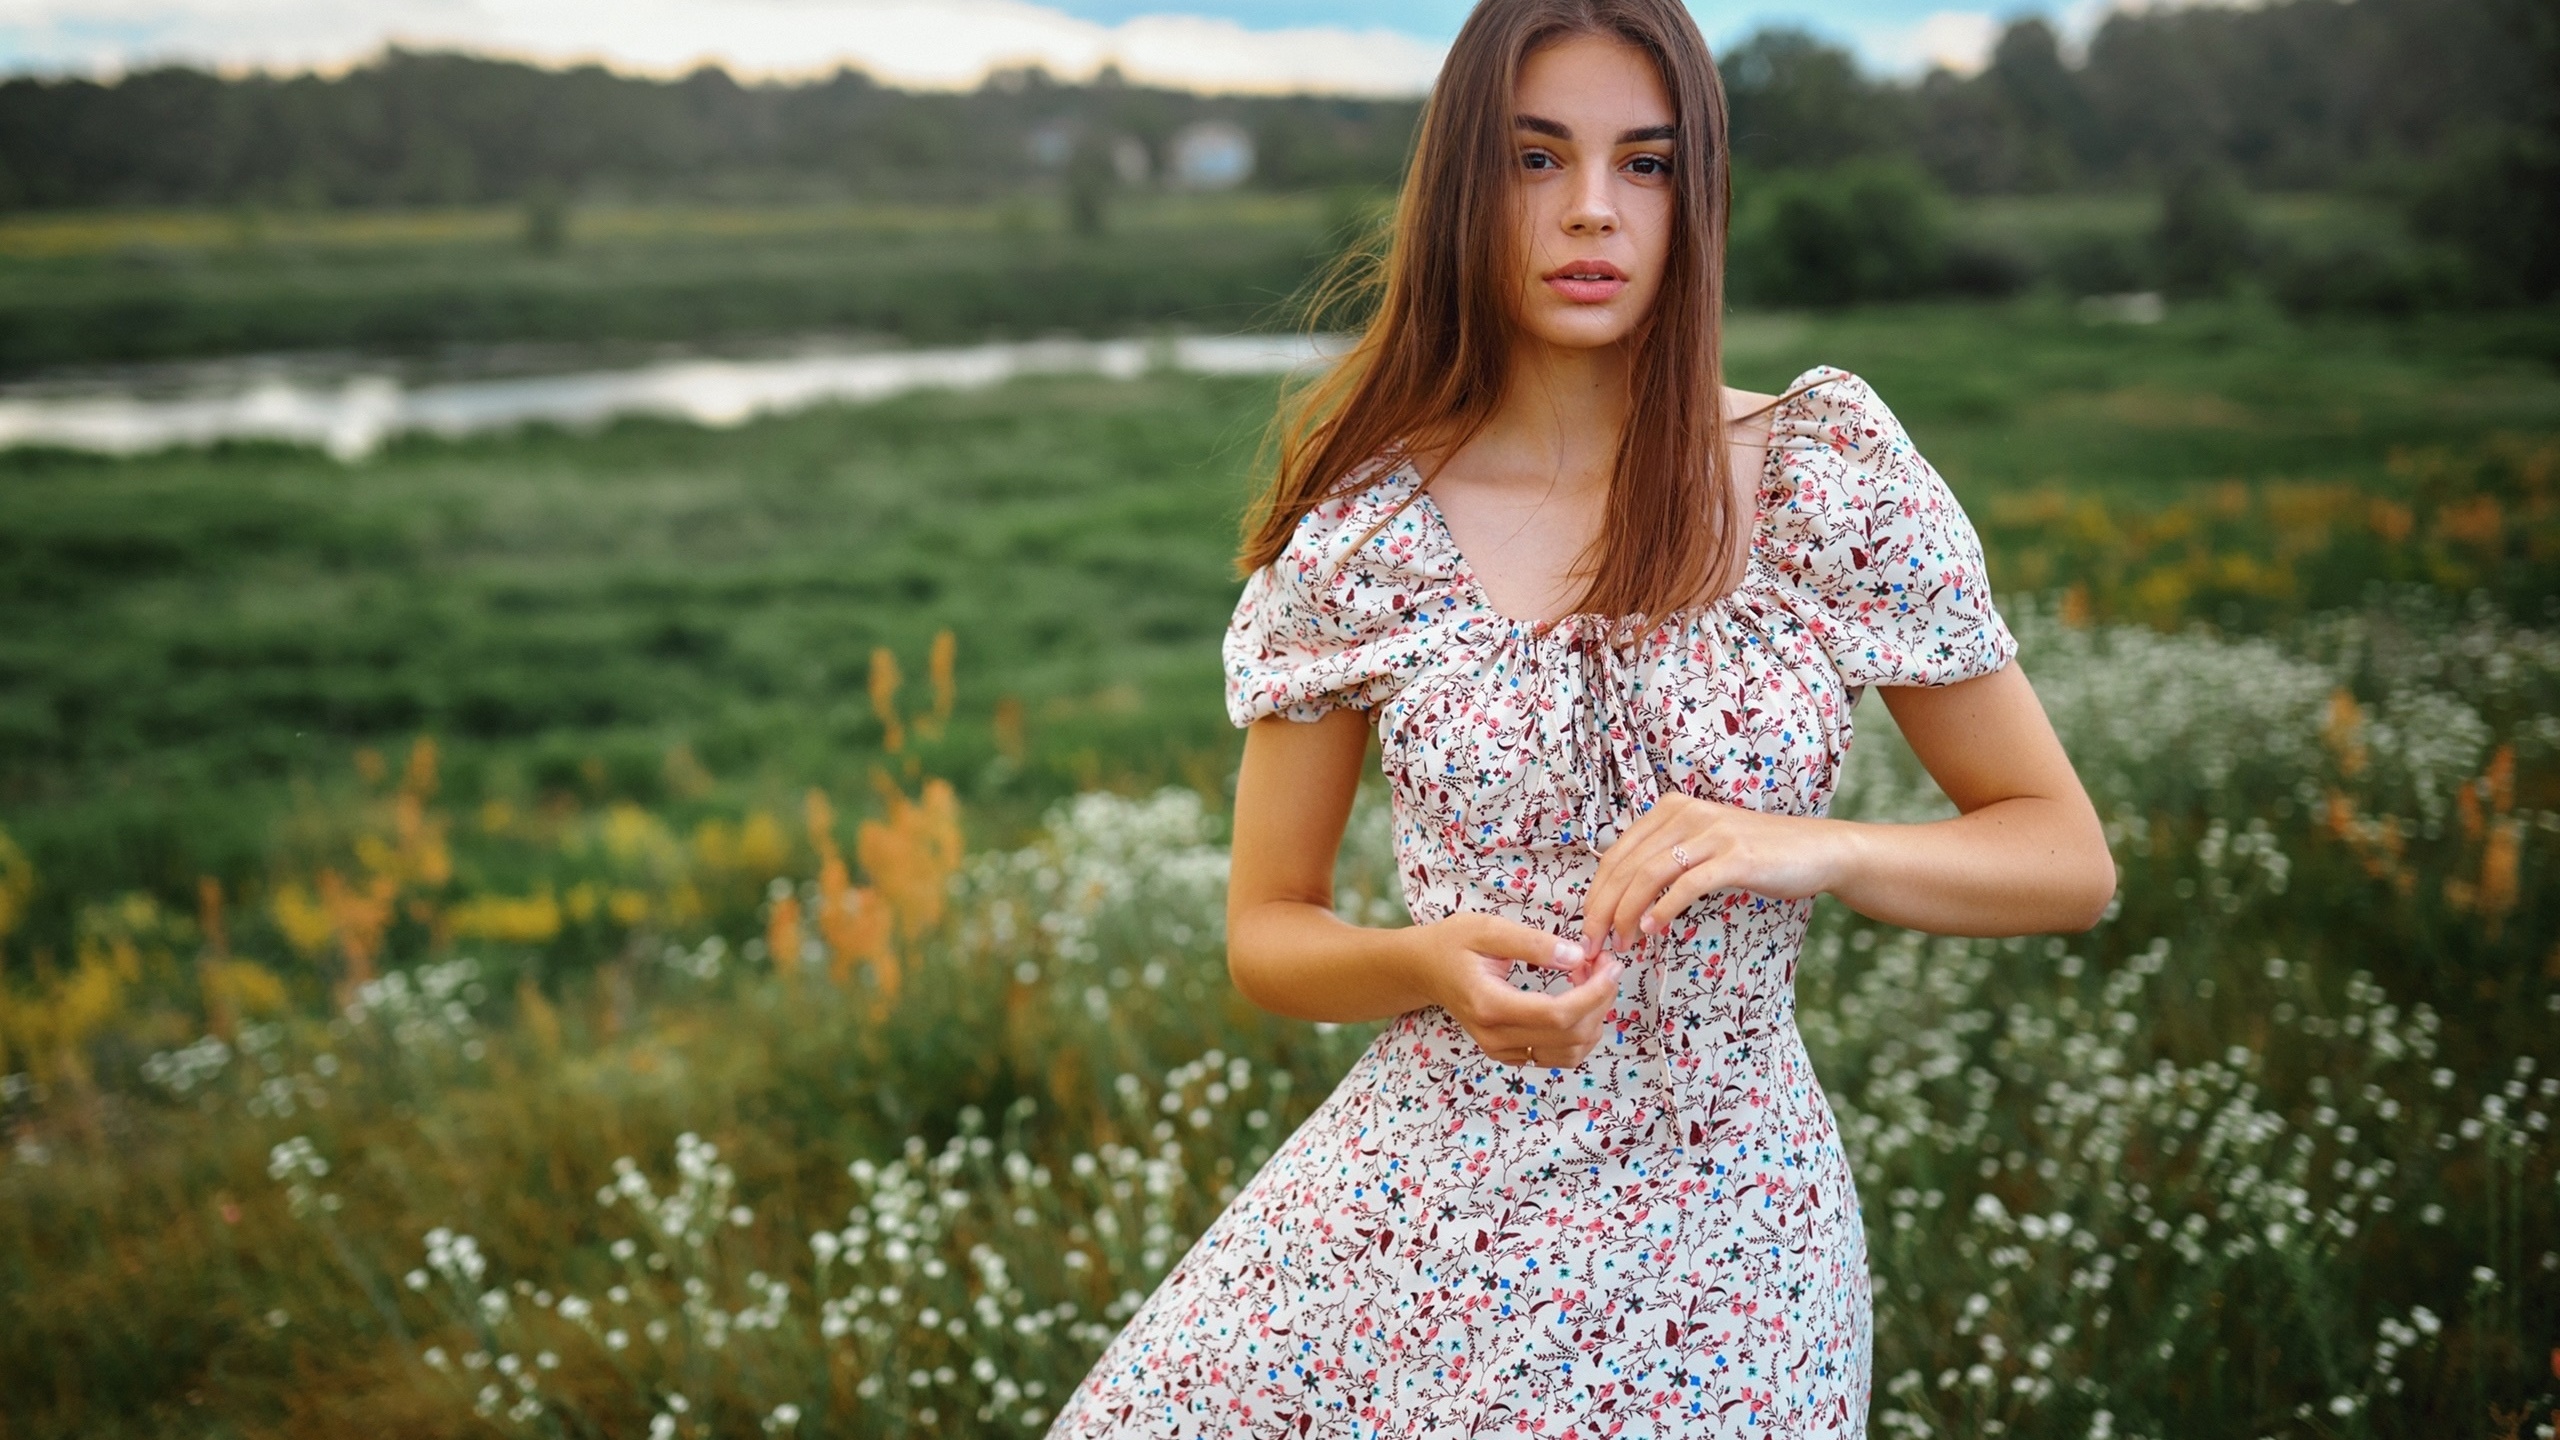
{"left": 0, "top": 333, "right": 1348, "bottom": 461}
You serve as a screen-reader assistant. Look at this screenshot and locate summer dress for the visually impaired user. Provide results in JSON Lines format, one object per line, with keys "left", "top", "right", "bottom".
{"left": 1049, "top": 367, "right": 2016, "bottom": 1439}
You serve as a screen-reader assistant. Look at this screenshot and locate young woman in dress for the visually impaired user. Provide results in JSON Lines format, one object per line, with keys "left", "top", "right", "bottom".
{"left": 1050, "top": 0, "right": 2116, "bottom": 1434}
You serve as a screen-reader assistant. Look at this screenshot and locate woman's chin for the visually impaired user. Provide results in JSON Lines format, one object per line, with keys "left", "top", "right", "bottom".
{"left": 1517, "top": 307, "right": 1641, "bottom": 353}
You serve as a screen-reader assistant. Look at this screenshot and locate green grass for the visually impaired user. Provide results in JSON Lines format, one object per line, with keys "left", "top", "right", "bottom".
{"left": 1950, "top": 190, "right": 2407, "bottom": 260}
{"left": 1723, "top": 300, "right": 2560, "bottom": 498}
{"left": 0, "top": 194, "right": 1348, "bottom": 372}
{"left": 0, "top": 370, "right": 1278, "bottom": 944}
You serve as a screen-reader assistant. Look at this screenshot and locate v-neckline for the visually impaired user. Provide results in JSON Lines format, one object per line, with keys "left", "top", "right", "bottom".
{"left": 1404, "top": 379, "right": 1814, "bottom": 634}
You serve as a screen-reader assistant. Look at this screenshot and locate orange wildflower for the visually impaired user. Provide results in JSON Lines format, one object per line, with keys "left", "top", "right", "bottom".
{"left": 921, "top": 629, "right": 957, "bottom": 740}
{"left": 2321, "top": 691, "right": 2367, "bottom": 777}
{"left": 871, "top": 648, "right": 906, "bottom": 754}
{"left": 766, "top": 891, "right": 804, "bottom": 995}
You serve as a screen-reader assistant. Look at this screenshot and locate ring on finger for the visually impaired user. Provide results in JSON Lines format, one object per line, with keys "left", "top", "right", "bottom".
{"left": 1670, "top": 843, "right": 1692, "bottom": 870}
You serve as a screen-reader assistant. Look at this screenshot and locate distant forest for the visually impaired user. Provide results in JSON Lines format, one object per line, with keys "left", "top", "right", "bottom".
{"left": 0, "top": 0, "right": 2551, "bottom": 310}
{"left": 0, "top": 0, "right": 2545, "bottom": 209}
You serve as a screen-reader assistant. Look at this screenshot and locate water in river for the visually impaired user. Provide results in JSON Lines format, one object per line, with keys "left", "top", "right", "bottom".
{"left": 0, "top": 332, "right": 1346, "bottom": 461}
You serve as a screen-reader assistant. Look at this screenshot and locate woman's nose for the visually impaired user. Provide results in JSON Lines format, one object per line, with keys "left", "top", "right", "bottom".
{"left": 1563, "top": 175, "right": 1617, "bottom": 237}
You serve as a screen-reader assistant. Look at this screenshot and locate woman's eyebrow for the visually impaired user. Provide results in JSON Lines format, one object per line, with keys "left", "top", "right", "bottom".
{"left": 1510, "top": 115, "right": 1677, "bottom": 144}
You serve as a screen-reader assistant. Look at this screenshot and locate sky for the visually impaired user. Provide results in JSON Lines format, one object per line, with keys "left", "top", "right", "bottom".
{"left": 0, "top": 0, "right": 2142, "bottom": 94}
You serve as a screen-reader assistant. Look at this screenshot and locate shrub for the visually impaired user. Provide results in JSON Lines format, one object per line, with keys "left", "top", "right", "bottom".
{"left": 2265, "top": 233, "right": 2465, "bottom": 317}
{"left": 2048, "top": 231, "right": 2152, "bottom": 298}
{"left": 2407, "top": 126, "right": 2560, "bottom": 304}
{"left": 2152, "top": 164, "right": 2256, "bottom": 297}
{"left": 1731, "top": 161, "right": 1951, "bottom": 306}
{"left": 1940, "top": 237, "right": 2037, "bottom": 299}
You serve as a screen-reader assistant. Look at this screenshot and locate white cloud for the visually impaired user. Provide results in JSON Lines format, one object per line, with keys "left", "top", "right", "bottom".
{"left": 1852, "top": 8, "right": 2003, "bottom": 77}
{"left": 0, "top": 0, "right": 1449, "bottom": 94}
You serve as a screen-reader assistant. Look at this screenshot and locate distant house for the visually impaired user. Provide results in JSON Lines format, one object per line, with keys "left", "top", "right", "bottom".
{"left": 1028, "top": 121, "right": 1153, "bottom": 188}
{"left": 1110, "top": 136, "right": 1151, "bottom": 187}
{"left": 1169, "top": 122, "right": 1255, "bottom": 191}
{"left": 1027, "top": 121, "right": 1075, "bottom": 170}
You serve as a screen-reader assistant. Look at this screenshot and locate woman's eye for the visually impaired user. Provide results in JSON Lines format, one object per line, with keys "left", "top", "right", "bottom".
{"left": 1521, "top": 149, "right": 1558, "bottom": 171}
{"left": 1624, "top": 154, "right": 1670, "bottom": 177}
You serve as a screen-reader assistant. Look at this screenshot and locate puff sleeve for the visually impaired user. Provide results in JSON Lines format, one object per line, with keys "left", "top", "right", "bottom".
{"left": 1761, "top": 366, "right": 2017, "bottom": 688}
{"left": 1222, "top": 468, "right": 1465, "bottom": 726}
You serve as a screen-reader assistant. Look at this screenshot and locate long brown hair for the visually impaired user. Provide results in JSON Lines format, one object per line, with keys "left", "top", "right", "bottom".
{"left": 1240, "top": 0, "right": 1739, "bottom": 622}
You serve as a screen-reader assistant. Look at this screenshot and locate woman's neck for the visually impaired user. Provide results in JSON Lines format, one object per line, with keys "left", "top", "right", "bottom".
{"left": 1461, "top": 336, "right": 1632, "bottom": 494}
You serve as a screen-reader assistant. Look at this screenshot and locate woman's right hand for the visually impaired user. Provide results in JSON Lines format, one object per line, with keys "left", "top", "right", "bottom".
{"left": 1404, "top": 913, "right": 1622, "bottom": 1069}
{"left": 1224, "top": 712, "right": 1621, "bottom": 1059}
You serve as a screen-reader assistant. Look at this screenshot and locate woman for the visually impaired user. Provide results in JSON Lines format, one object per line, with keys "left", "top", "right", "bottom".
{"left": 1050, "top": 0, "right": 2115, "bottom": 1434}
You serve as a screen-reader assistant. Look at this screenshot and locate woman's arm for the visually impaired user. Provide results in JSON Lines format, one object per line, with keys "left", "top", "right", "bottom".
{"left": 1579, "top": 661, "right": 2114, "bottom": 954}
{"left": 1227, "top": 708, "right": 1623, "bottom": 1067}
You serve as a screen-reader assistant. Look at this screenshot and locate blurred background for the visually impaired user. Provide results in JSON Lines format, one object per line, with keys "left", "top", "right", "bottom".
{"left": 0, "top": 1, "right": 2554, "bottom": 1436}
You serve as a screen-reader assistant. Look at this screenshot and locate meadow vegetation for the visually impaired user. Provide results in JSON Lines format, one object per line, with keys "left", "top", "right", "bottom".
{"left": 0, "top": 194, "right": 1349, "bottom": 372}
{"left": 0, "top": 183, "right": 2472, "bottom": 374}
{"left": 2, "top": 602, "right": 2553, "bottom": 1438}
{"left": 2, "top": 298, "right": 2557, "bottom": 1436}
{"left": 5, "top": 297, "right": 2553, "bottom": 948}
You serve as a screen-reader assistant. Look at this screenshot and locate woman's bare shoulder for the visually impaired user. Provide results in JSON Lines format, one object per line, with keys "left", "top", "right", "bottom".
{"left": 1721, "top": 385, "right": 1784, "bottom": 433}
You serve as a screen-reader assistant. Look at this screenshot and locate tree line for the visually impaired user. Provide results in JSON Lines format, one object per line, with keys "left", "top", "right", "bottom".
{"left": 1715, "top": 0, "right": 2557, "bottom": 307}
{"left": 1, "top": 0, "right": 2542, "bottom": 206}
{"left": 0, "top": 55, "right": 1421, "bottom": 209}
{"left": 0, "top": 0, "right": 2550, "bottom": 303}
{"left": 1730, "top": 0, "right": 2543, "bottom": 193}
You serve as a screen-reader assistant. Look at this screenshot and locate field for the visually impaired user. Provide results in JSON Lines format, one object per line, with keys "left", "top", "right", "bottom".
{"left": 0, "top": 195, "right": 1354, "bottom": 374}
{"left": 0, "top": 189, "right": 2440, "bottom": 377}
{"left": 5, "top": 298, "right": 2554, "bottom": 932}
{"left": 2, "top": 294, "right": 2557, "bottom": 1438}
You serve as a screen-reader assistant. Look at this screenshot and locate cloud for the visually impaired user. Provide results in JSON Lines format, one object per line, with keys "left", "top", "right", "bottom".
{"left": 1851, "top": 8, "right": 2004, "bottom": 76}
{"left": 0, "top": 0, "right": 1449, "bottom": 94}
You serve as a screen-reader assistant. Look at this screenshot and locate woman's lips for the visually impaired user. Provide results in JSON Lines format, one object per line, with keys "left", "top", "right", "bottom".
{"left": 1543, "top": 259, "right": 1629, "bottom": 304}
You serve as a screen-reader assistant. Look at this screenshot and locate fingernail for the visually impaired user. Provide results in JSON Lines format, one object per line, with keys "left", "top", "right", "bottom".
{"left": 1639, "top": 916, "right": 1657, "bottom": 936}
{"left": 1552, "top": 940, "right": 1580, "bottom": 967}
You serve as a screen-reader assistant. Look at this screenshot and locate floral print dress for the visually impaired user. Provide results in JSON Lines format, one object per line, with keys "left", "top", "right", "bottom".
{"left": 1049, "top": 367, "right": 2016, "bottom": 1439}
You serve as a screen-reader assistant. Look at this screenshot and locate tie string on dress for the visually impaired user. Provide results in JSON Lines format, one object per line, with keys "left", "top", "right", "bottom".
{"left": 1529, "top": 614, "right": 1686, "bottom": 1147}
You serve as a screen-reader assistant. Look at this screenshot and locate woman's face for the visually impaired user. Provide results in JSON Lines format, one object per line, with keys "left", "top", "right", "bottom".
{"left": 1507, "top": 34, "right": 1678, "bottom": 355}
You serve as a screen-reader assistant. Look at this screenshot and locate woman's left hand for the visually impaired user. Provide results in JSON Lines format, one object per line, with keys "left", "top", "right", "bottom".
{"left": 1578, "top": 794, "right": 1851, "bottom": 957}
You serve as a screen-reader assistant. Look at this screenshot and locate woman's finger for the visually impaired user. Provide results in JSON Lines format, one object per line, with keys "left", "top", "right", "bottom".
{"left": 1598, "top": 822, "right": 1724, "bottom": 951}
{"left": 1471, "top": 956, "right": 1621, "bottom": 1035}
{"left": 1581, "top": 851, "right": 1659, "bottom": 955}
{"left": 1608, "top": 831, "right": 1708, "bottom": 945}
{"left": 1547, "top": 957, "right": 1623, "bottom": 1028}
{"left": 1580, "top": 802, "right": 1684, "bottom": 952}
{"left": 1466, "top": 981, "right": 1575, "bottom": 1033}
{"left": 1477, "top": 971, "right": 1617, "bottom": 1067}
{"left": 1465, "top": 915, "right": 1587, "bottom": 972}
{"left": 1585, "top": 805, "right": 1736, "bottom": 954}
{"left": 1517, "top": 1045, "right": 1593, "bottom": 1072}
{"left": 1644, "top": 858, "right": 1743, "bottom": 932}
{"left": 1482, "top": 1024, "right": 1596, "bottom": 1069}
